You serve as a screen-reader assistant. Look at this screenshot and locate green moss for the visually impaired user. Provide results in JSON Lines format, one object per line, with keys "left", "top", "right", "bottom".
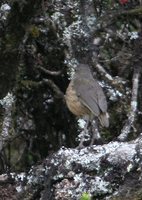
{"left": 80, "top": 192, "right": 91, "bottom": 200}
{"left": 29, "top": 25, "right": 40, "bottom": 38}
{"left": 20, "top": 80, "right": 40, "bottom": 89}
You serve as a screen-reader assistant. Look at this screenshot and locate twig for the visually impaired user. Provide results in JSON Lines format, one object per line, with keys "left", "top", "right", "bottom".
{"left": 117, "top": 66, "right": 140, "bottom": 141}
{"left": 21, "top": 79, "right": 64, "bottom": 99}
{"left": 36, "top": 65, "right": 62, "bottom": 76}
{"left": 96, "top": 6, "right": 142, "bottom": 31}
{"left": 40, "top": 78, "right": 64, "bottom": 99}
{"left": 94, "top": 63, "right": 113, "bottom": 81}
{"left": 93, "top": 62, "right": 127, "bottom": 97}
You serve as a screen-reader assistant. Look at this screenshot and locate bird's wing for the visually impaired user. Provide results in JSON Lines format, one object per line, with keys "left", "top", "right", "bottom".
{"left": 74, "top": 78, "right": 107, "bottom": 116}
{"left": 94, "top": 80, "right": 108, "bottom": 112}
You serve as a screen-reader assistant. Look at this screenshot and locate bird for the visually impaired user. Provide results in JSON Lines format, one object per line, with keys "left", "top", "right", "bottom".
{"left": 65, "top": 63, "right": 109, "bottom": 129}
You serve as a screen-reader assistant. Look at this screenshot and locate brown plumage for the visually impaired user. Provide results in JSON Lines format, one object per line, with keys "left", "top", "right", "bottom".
{"left": 65, "top": 64, "right": 109, "bottom": 127}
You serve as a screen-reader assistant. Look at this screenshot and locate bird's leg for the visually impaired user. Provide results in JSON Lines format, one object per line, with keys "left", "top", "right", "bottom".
{"left": 77, "top": 116, "right": 90, "bottom": 149}
{"left": 90, "top": 120, "right": 102, "bottom": 145}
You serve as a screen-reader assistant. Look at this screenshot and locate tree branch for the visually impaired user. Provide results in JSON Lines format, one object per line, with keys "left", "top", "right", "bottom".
{"left": 118, "top": 66, "right": 141, "bottom": 141}
{"left": 40, "top": 78, "right": 64, "bottom": 99}
{"left": 36, "top": 65, "right": 62, "bottom": 76}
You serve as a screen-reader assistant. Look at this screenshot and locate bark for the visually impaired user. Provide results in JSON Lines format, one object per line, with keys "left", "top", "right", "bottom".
{"left": 8, "top": 136, "right": 142, "bottom": 200}
{"left": 0, "top": 0, "right": 41, "bottom": 98}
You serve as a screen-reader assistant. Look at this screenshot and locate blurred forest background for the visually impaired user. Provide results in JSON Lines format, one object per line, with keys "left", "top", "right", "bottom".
{"left": 0, "top": 0, "right": 142, "bottom": 194}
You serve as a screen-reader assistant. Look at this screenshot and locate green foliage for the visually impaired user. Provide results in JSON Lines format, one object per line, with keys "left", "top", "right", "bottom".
{"left": 28, "top": 25, "right": 40, "bottom": 38}
{"left": 80, "top": 192, "right": 91, "bottom": 200}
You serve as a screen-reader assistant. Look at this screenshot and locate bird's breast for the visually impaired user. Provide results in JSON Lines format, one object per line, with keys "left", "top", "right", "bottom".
{"left": 65, "top": 82, "right": 91, "bottom": 117}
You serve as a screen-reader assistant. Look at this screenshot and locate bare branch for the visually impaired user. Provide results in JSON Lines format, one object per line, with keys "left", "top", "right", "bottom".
{"left": 21, "top": 79, "right": 65, "bottom": 99}
{"left": 36, "top": 65, "right": 62, "bottom": 76}
{"left": 94, "top": 63, "right": 113, "bottom": 81}
{"left": 96, "top": 7, "right": 142, "bottom": 31}
{"left": 39, "top": 78, "right": 64, "bottom": 99}
{"left": 118, "top": 66, "right": 140, "bottom": 141}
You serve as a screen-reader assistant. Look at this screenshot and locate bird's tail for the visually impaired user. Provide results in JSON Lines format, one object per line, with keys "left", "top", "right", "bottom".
{"left": 99, "top": 112, "right": 109, "bottom": 127}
